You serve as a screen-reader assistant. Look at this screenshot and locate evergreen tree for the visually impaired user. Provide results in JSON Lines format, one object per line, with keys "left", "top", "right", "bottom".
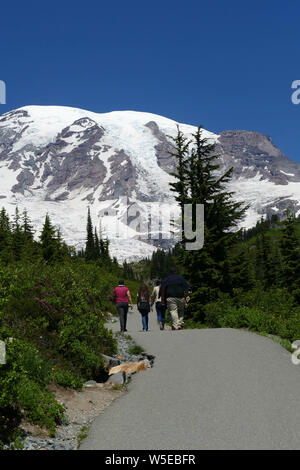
{"left": 149, "top": 249, "right": 175, "bottom": 280}
{"left": 12, "top": 207, "right": 23, "bottom": 261}
{"left": 0, "top": 208, "right": 13, "bottom": 262}
{"left": 94, "top": 228, "right": 101, "bottom": 259}
{"left": 85, "top": 208, "right": 95, "bottom": 261}
{"left": 254, "top": 234, "right": 264, "bottom": 282}
{"left": 98, "top": 220, "right": 111, "bottom": 265}
{"left": 229, "top": 246, "right": 256, "bottom": 292}
{"left": 260, "top": 233, "right": 280, "bottom": 288}
{"left": 40, "top": 214, "right": 58, "bottom": 262}
{"left": 22, "top": 209, "right": 34, "bottom": 242}
{"left": 20, "top": 209, "right": 36, "bottom": 262}
{"left": 54, "top": 228, "right": 70, "bottom": 261}
{"left": 169, "top": 126, "right": 190, "bottom": 240}
{"left": 280, "top": 211, "right": 300, "bottom": 301}
{"left": 171, "top": 126, "right": 248, "bottom": 321}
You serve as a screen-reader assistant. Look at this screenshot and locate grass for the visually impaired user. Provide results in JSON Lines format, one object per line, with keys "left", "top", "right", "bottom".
{"left": 183, "top": 319, "right": 209, "bottom": 330}
{"left": 257, "top": 331, "right": 293, "bottom": 353}
{"left": 77, "top": 425, "right": 88, "bottom": 448}
{"left": 127, "top": 344, "right": 145, "bottom": 355}
{"left": 111, "top": 384, "right": 126, "bottom": 391}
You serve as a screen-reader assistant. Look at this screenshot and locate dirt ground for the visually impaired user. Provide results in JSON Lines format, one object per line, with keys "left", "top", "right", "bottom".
{"left": 21, "top": 383, "right": 125, "bottom": 439}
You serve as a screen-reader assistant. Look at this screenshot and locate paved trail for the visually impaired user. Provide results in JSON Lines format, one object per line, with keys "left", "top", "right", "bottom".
{"left": 81, "top": 307, "right": 300, "bottom": 450}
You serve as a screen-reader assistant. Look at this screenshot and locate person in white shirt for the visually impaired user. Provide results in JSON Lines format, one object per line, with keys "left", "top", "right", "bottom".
{"left": 151, "top": 280, "right": 167, "bottom": 330}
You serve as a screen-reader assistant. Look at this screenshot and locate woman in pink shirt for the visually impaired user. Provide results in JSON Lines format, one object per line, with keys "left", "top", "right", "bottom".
{"left": 113, "top": 280, "right": 133, "bottom": 332}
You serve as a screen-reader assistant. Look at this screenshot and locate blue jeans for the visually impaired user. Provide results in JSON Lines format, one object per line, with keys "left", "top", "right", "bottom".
{"left": 140, "top": 313, "right": 149, "bottom": 331}
{"left": 155, "top": 302, "right": 167, "bottom": 329}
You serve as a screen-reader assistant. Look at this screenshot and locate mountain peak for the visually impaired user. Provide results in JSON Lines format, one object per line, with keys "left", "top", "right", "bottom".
{"left": 0, "top": 105, "right": 300, "bottom": 260}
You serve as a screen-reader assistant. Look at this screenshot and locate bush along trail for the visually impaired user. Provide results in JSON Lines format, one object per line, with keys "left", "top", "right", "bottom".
{"left": 5, "top": 331, "right": 154, "bottom": 451}
{"left": 0, "top": 207, "right": 143, "bottom": 450}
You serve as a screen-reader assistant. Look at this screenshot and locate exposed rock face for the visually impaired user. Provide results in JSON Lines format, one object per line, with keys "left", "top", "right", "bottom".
{"left": 33, "top": 118, "right": 108, "bottom": 199}
{"left": 99, "top": 149, "right": 138, "bottom": 201}
{"left": 1, "top": 105, "right": 300, "bottom": 260}
{"left": 216, "top": 130, "right": 300, "bottom": 185}
{"left": 145, "top": 120, "right": 176, "bottom": 174}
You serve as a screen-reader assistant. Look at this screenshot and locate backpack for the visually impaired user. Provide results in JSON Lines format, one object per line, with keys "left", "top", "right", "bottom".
{"left": 138, "top": 297, "right": 150, "bottom": 313}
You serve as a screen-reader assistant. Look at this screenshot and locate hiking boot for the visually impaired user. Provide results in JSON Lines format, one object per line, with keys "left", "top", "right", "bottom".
{"left": 159, "top": 322, "right": 163, "bottom": 330}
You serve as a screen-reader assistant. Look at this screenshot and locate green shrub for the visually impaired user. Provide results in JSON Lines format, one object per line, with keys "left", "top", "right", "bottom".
{"left": 0, "top": 258, "right": 136, "bottom": 446}
{"left": 0, "top": 407, "right": 23, "bottom": 449}
{"left": 0, "top": 339, "right": 65, "bottom": 441}
{"left": 232, "top": 287, "right": 295, "bottom": 319}
{"left": 51, "top": 368, "right": 84, "bottom": 389}
{"left": 14, "top": 377, "right": 65, "bottom": 436}
{"left": 203, "top": 287, "right": 298, "bottom": 341}
{"left": 0, "top": 262, "right": 117, "bottom": 379}
{"left": 127, "top": 345, "right": 144, "bottom": 355}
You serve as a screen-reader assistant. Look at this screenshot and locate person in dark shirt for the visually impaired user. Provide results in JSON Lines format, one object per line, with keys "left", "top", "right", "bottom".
{"left": 160, "top": 267, "right": 190, "bottom": 330}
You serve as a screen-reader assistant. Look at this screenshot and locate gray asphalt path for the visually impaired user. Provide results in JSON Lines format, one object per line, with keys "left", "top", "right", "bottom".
{"left": 81, "top": 307, "right": 300, "bottom": 450}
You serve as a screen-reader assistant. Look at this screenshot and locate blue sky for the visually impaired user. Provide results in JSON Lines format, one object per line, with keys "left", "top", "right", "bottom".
{"left": 1, "top": 0, "right": 300, "bottom": 160}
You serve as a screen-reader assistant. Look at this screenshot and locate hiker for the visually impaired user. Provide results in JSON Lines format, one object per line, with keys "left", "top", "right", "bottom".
{"left": 160, "top": 267, "right": 190, "bottom": 330}
{"left": 113, "top": 280, "right": 133, "bottom": 332}
{"left": 137, "top": 284, "right": 151, "bottom": 331}
{"left": 151, "top": 280, "right": 167, "bottom": 330}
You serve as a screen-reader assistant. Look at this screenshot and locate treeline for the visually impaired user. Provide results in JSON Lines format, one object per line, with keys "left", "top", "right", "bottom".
{"left": 78, "top": 207, "right": 111, "bottom": 264}
{"left": 0, "top": 206, "right": 138, "bottom": 278}
{"left": 229, "top": 211, "right": 300, "bottom": 298}
{"left": 0, "top": 208, "right": 70, "bottom": 264}
{"left": 138, "top": 249, "right": 174, "bottom": 281}
{"left": 240, "top": 214, "right": 280, "bottom": 241}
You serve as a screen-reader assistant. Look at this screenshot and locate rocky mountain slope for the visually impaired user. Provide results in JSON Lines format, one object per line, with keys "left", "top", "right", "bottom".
{"left": 0, "top": 105, "right": 300, "bottom": 261}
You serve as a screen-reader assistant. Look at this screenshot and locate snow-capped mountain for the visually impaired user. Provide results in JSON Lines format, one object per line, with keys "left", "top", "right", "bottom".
{"left": 0, "top": 105, "right": 300, "bottom": 261}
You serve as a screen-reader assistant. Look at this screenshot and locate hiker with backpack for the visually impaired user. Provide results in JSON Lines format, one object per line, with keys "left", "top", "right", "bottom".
{"left": 137, "top": 284, "right": 151, "bottom": 331}
{"left": 160, "top": 267, "right": 190, "bottom": 330}
{"left": 151, "top": 280, "right": 167, "bottom": 330}
{"left": 113, "top": 280, "right": 133, "bottom": 332}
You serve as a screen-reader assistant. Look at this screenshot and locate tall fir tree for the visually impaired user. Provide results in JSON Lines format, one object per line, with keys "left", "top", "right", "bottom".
{"left": 0, "top": 208, "right": 13, "bottom": 262}
{"left": 169, "top": 126, "right": 190, "bottom": 240}
{"left": 20, "top": 209, "right": 36, "bottom": 261}
{"left": 94, "top": 227, "right": 101, "bottom": 259}
{"left": 22, "top": 209, "right": 34, "bottom": 242}
{"left": 85, "top": 207, "right": 95, "bottom": 261}
{"left": 170, "top": 126, "right": 248, "bottom": 321}
{"left": 40, "top": 214, "right": 58, "bottom": 262}
{"left": 228, "top": 245, "right": 256, "bottom": 292}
